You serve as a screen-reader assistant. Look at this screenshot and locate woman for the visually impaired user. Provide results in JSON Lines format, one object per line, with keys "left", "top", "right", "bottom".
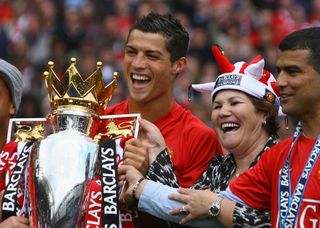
{"left": 119, "top": 45, "right": 281, "bottom": 227}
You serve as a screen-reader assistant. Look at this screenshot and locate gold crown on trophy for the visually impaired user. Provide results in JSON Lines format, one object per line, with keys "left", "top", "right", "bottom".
{"left": 43, "top": 57, "right": 119, "bottom": 114}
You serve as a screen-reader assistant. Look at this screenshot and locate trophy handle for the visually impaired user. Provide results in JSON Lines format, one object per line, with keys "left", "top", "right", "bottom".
{"left": 6, "top": 118, "right": 49, "bottom": 143}
{"left": 95, "top": 113, "right": 140, "bottom": 143}
{"left": 5, "top": 117, "right": 49, "bottom": 186}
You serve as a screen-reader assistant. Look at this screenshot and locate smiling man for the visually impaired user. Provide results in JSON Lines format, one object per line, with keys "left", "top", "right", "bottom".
{"left": 103, "top": 13, "right": 222, "bottom": 227}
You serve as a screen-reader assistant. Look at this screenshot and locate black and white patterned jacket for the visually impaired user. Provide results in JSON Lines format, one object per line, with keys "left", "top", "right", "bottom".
{"left": 146, "top": 137, "right": 278, "bottom": 228}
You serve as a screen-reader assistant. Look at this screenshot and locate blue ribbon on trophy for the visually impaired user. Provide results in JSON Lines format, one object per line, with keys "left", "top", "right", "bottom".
{"left": 2, "top": 58, "right": 140, "bottom": 227}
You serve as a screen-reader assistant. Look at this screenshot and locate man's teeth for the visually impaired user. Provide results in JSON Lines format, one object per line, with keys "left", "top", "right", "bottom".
{"left": 132, "top": 74, "right": 149, "bottom": 81}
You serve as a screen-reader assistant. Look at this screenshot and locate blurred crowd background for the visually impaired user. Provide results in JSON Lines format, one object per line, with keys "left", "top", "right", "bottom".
{"left": 1, "top": 0, "right": 317, "bottom": 139}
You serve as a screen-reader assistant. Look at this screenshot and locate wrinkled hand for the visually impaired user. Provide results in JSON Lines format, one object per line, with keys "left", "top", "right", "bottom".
{"left": 123, "top": 118, "right": 166, "bottom": 175}
{"left": 168, "top": 188, "right": 215, "bottom": 224}
{"left": 0, "top": 216, "right": 30, "bottom": 228}
{"left": 118, "top": 165, "right": 144, "bottom": 204}
{"left": 138, "top": 118, "right": 166, "bottom": 164}
{"left": 123, "top": 138, "right": 149, "bottom": 176}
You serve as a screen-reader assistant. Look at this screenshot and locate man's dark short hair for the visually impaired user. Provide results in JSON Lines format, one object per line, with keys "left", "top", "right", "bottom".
{"left": 279, "top": 27, "right": 320, "bottom": 73}
{"left": 128, "top": 12, "right": 190, "bottom": 62}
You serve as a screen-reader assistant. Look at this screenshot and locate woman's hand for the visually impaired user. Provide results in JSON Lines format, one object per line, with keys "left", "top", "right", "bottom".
{"left": 118, "top": 165, "right": 147, "bottom": 204}
{"left": 123, "top": 138, "right": 149, "bottom": 176}
{"left": 138, "top": 118, "right": 166, "bottom": 164}
{"left": 168, "top": 188, "right": 216, "bottom": 224}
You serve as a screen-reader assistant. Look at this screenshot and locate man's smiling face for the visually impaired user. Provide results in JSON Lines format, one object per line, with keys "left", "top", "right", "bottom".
{"left": 123, "top": 29, "right": 176, "bottom": 104}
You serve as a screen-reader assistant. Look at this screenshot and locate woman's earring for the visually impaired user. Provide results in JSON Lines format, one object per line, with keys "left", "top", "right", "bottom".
{"left": 188, "top": 85, "right": 192, "bottom": 102}
{"left": 285, "top": 116, "right": 289, "bottom": 131}
{"left": 262, "top": 119, "right": 266, "bottom": 126}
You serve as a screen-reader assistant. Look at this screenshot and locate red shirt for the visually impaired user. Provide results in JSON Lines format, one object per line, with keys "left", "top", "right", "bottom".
{"left": 230, "top": 135, "right": 320, "bottom": 227}
{"left": 103, "top": 100, "right": 222, "bottom": 187}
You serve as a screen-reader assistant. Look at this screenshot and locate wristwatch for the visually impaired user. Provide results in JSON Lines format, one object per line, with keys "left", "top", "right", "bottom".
{"left": 209, "top": 195, "right": 224, "bottom": 217}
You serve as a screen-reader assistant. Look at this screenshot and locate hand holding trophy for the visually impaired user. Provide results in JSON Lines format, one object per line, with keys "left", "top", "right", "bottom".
{"left": 1, "top": 58, "right": 139, "bottom": 227}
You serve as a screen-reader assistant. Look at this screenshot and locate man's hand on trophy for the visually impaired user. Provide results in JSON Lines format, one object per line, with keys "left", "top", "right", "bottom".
{"left": 137, "top": 118, "right": 166, "bottom": 164}
{"left": 123, "top": 138, "right": 149, "bottom": 176}
{"left": 0, "top": 216, "right": 30, "bottom": 228}
{"left": 118, "top": 168, "right": 135, "bottom": 208}
{"left": 118, "top": 165, "right": 146, "bottom": 204}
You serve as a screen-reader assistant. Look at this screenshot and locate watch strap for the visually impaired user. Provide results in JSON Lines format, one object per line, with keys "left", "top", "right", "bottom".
{"left": 209, "top": 195, "right": 224, "bottom": 217}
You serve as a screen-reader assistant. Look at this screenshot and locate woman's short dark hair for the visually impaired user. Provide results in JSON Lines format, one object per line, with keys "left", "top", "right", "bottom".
{"left": 248, "top": 95, "right": 279, "bottom": 138}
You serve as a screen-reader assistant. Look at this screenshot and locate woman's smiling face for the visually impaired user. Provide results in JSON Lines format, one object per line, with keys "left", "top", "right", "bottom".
{"left": 211, "top": 90, "right": 267, "bottom": 154}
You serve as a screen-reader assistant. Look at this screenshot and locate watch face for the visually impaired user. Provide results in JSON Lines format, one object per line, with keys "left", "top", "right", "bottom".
{"left": 210, "top": 205, "right": 219, "bottom": 216}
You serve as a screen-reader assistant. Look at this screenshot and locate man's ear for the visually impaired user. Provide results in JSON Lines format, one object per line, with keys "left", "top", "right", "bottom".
{"left": 172, "top": 57, "right": 187, "bottom": 78}
{"left": 9, "top": 102, "right": 15, "bottom": 116}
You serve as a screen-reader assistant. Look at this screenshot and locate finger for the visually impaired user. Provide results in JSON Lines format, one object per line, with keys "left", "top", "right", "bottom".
{"left": 180, "top": 213, "right": 195, "bottom": 225}
{"left": 124, "top": 150, "right": 147, "bottom": 161}
{"left": 123, "top": 150, "right": 148, "bottom": 168}
{"left": 138, "top": 118, "right": 157, "bottom": 132}
{"left": 118, "top": 164, "right": 145, "bottom": 185}
{"left": 123, "top": 158, "right": 144, "bottom": 168}
{"left": 168, "top": 193, "right": 188, "bottom": 204}
{"left": 119, "top": 181, "right": 129, "bottom": 199}
{"left": 124, "top": 146, "right": 147, "bottom": 158}
{"left": 123, "top": 156, "right": 146, "bottom": 168}
{"left": 118, "top": 180, "right": 125, "bottom": 188}
{"left": 138, "top": 119, "right": 166, "bottom": 150}
{"left": 124, "top": 147, "right": 147, "bottom": 162}
{"left": 140, "top": 120, "right": 162, "bottom": 140}
{"left": 119, "top": 183, "right": 129, "bottom": 203}
{"left": 120, "top": 136, "right": 134, "bottom": 148}
{"left": 123, "top": 159, "right": 139, "bottom": 168}
{"left": 118, "top": 174, "right": 126, "bottom": 182}
{"left": 125, "top": 138, "right": 143, "bottom": 148}
{"left": 169, "top": 207, "right": 183, "bottom": 215}
{"left": 118, "top": 164, "right": 131, "bottom": 174}
{"left": 177, "top": 188, "right": 192, "bottom": 194}
{"left": 123, "top": 159, "right": 148, "bottom": 175}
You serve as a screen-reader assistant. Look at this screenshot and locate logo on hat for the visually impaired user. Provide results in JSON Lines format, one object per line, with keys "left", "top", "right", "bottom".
{"left": 264, "top": 90, "right": 275, "bottom": 104}
{"left": 214, "top": 74, "right": 242, "bottom": 89}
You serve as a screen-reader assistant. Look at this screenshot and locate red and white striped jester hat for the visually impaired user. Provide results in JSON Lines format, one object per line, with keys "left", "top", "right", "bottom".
{"left": 192, "top": 45, "right": 280, "bottom": 109}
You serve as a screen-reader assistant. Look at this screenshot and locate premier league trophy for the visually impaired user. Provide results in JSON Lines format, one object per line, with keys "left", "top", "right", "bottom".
{"left": 2, "top": 58, "right": 139, "bottom": 227}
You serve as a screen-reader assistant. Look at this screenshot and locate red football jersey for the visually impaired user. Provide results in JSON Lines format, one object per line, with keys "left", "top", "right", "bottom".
{"left": 230, "top": 135, "right": 320, "bottom": 227}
